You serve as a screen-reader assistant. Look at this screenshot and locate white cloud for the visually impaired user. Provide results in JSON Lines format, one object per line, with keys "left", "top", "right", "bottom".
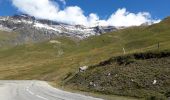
{"left": 12, "top": 0, "right": 160, "bottom": 27}
{"left": 105, "top": 8, "right": 160, "bottom": 26}
{"left": 55, "top": 6, "right": 88, "bottom": 25}
{"left": 12, "top": 0, "right": 59, "bottom": 20}
{"left": 88, "top": 13, "right": 100, "bottom": 26}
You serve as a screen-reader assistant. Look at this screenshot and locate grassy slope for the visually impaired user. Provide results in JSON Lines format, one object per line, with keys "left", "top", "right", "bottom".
{"left": 0, "top": 17, "right": 170, "bottom": 98}
{"left": 67, "top": 51, "right": 170, "bottom": 99}
{"left": 0, "top": 31, "right": 16, "bottom": 41}
{"left": 0, "top": 31, "right": 19, "bottom": 47}
{"left": 0, "top": 17, "right": 170, "bottom": 80}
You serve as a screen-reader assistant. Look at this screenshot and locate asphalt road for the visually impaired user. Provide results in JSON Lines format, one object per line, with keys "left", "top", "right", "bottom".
{"left": 0, "top": 80, "right": 103, "bottom": 100}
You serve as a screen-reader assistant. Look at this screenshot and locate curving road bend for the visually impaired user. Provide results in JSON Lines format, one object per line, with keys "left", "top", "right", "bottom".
{"left": 0, "top": 80, "right": 103, "bottom": 100}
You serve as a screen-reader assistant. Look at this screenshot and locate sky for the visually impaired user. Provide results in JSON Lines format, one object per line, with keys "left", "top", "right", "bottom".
{"left": 0, "top": 0, "right": 169, "bottom": 26}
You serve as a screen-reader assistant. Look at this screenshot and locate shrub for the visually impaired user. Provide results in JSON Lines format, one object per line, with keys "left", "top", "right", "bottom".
{"left": 146, "top": 95, "right": 167, "bottom": 100}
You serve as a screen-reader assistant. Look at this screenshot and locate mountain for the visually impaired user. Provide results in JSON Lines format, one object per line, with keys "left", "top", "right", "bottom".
{"left": 0, "top": 14, "right": 117, "bottom": 46}
{"left": 0, "top": 15, "right": 170, "bottom": 99}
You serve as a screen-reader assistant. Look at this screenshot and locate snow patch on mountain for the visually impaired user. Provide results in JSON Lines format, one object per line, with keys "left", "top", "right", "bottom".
{"left": 0, "top": 25, "right": 12, "bottom": 32}
{"left": 33, "top": 22, "right": 62, "bottom": 33}
{"left": 0, "top": 15, "right": 117, "bottom": 39}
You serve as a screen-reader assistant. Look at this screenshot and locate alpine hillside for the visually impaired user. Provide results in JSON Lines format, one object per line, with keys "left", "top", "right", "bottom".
{"left": 0, "top": 14, "right": 117, "bottom": 47}
{"left": 0, "top": 15, "right": 170, "bottom": 99}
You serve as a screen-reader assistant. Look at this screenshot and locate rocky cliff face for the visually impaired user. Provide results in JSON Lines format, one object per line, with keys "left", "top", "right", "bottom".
{"left": 0, "top": 14, "right": 117, "bottom": 46}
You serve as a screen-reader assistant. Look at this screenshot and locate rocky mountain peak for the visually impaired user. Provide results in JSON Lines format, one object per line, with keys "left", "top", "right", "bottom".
{"left": 0, "top": 14, "right": 117, "bottom": 46}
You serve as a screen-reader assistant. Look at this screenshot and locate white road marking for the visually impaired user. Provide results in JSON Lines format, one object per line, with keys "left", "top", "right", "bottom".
{"left": 36, "top": 95, "right": 49, "bottom": 100}
{"left": 26, "top": 87, "right": 34, "bottom": 95}
{"left": 26, "top": 85, "right": 49, "bottom": 100}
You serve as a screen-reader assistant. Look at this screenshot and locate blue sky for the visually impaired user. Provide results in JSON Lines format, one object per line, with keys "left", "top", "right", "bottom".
{"left": 65, "top": 0, "right": 170, "bottom": 19}
{"left": 0, "top": 0, "right": 169, "bottom": 26}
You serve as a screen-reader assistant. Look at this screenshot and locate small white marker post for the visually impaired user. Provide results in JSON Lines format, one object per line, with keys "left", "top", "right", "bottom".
{"left": 123, "top": 47, "right": 126, "bottom": 54}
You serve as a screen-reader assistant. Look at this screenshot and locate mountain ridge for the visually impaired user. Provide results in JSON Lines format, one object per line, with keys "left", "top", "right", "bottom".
{"left": 0, "top": 14, "right": 117, "bottom": 46}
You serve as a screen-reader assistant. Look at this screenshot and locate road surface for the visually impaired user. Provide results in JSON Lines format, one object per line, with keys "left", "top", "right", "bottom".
{"left": 0, "top": 80, "right": 103, "bottom": 100}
